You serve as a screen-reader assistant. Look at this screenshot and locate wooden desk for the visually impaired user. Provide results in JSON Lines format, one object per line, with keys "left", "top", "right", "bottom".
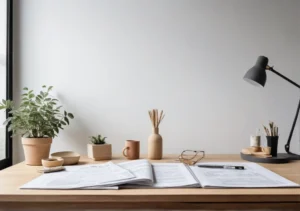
{"left": 0, "top": 155, "right": 300, "bottom": 210}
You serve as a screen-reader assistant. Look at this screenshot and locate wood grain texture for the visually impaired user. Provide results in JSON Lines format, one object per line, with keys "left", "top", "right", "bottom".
{"left": 1, "top": 202, "right": 300, "bottom": 210}
{"left": 0, "top": 154, "right": 300, "bottom": 210}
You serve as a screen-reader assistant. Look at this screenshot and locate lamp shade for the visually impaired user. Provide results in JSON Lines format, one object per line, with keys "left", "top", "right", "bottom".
{"left": 243, "top": 56, "right": 269, "bottom": 87}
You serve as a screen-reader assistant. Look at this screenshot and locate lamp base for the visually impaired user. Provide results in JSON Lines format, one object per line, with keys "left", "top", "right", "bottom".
{"left": 282, "top": 153, "right": 300, "bottom": 160}
{"left": 240, "top": 153, "right": 290, "bottom": 164}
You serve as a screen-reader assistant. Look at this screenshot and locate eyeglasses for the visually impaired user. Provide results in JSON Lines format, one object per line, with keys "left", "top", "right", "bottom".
{"left": 178, "top": 150, "right": 205, "bottom": 165}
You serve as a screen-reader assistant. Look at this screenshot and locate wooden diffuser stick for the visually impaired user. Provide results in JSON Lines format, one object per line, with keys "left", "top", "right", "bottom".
{"left": 148, "top": 109, "right": 164, "bottom": 129}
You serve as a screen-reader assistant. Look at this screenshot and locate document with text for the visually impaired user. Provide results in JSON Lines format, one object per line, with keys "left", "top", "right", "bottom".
{"left": 21, "top": 162, "right": 134, "bottom": 189}
{"left": 117, "top": 161, "right": 298, "bottom": 188}
{"left": 151, "top": 163, "right": 200, "bottom": 188}
{"left": 117, "top": 159, "right": 154, "bottom": 186}
{"left": 190, "top": 162, "right": 299, "bottom": 188}
{"left": 20, "top": 160, "right": 299, "bottom": 189}
{"left": 117, "top": 161, "right": 200, "bottom": 188}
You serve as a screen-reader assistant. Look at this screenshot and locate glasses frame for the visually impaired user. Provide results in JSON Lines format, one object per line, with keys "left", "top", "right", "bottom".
{"left": 178, "top": 150, "right": 205, "bottom": 165}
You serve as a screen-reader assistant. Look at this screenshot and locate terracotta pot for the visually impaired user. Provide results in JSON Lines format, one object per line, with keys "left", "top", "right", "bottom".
{"left": 148, "top": 128, "right": 163, "bottom": 160}
{"left": 87, "top": 144, "right": 112, "bottom": 161}
{"left": 22, "top": 137, "right": 52, "bottom": 166}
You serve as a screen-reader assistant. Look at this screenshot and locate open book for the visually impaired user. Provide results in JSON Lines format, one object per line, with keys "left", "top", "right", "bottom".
{"left": 117, "top": 159, "right": 299, "bottom": 188}
{"left": 21, "top": 159, "right": 299, "bottom": 189}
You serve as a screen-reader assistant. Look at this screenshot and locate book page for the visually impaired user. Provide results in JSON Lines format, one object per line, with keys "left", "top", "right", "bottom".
{"left": 20, "top": 162, "right": 134, "bottom": 189}
{"left": 151, "top": 163, "right": 200, "bottom": 188}
{"left": 190, "top": 162, "right": 299, "bottom": 188}
{"left": 117, "top": 159, "right": 154, "bottom": 185}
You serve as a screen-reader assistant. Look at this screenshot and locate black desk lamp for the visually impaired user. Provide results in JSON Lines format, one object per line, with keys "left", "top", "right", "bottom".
{"left": 244, "top": 56, "right": 300, "bottom": 160}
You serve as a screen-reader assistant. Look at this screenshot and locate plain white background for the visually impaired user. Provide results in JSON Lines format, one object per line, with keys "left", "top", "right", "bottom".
{"left": 12, "top": 0, "right": 300, "bottom": 163}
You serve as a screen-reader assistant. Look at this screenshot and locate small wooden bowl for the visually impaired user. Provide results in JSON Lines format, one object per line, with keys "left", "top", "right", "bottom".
{"left": 262, "top": 146, "right": 271, "bottom": 155}
{"left": 42, "top": 157, "right": 64, "bottom": 168}
{"left": 51, "top": 151, "right": 80, "bottom": 165}
{"left": 250, "top": 146, "right": 261, "bottom": 152}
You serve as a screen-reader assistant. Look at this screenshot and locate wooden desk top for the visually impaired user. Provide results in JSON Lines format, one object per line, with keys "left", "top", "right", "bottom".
{"left": 0, "top": 154, "right": 300, "bottom": 210}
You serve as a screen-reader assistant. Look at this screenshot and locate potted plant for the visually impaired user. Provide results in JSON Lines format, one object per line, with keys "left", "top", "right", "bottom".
{"left": 87, "top": 135, "right": 112, "bottom": 161}
{"left": 0, "top": 85, "right": 74, "bottom": 166}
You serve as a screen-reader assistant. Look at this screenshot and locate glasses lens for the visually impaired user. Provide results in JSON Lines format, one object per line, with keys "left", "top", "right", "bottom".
{"left": 181, "top": 150, "right": 197, "bottom": 160}
{"left": 195, "top": 151, "right": 205, "bottom": 161}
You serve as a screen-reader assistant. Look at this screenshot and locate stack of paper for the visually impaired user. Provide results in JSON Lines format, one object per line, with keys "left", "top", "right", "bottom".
{"left": 21, "top": 162, "right": 133, "bottom": 190}
{"left": 21, "top": 160, "right": 299, "bottom": 190}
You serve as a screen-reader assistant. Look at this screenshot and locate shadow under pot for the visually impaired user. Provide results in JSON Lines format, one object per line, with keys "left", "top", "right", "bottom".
{"left": 266, "top": 136, "right": 279, "bottom": 157}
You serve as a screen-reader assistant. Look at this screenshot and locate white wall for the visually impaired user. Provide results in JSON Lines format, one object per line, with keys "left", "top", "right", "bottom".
{"left": 0, "top": 0, "right": 6, "bottom": 56}
{"left": 13, "top": 0, "right": 300, "bottom": 163}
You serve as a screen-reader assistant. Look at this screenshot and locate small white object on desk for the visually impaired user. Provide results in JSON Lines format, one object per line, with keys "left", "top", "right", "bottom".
{"left": 250, "top": 129, "right": 261, "bottom": 147}
{"left": 250, "top": 135, "right": 261, "bottom": 147}
{"left": 38, "top": 166, "right": 65, "bottom": 173}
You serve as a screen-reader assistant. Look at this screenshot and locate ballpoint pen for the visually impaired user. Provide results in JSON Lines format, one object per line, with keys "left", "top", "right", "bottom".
{"left": 198, "top": 165, "right": 245, "bottom": 170}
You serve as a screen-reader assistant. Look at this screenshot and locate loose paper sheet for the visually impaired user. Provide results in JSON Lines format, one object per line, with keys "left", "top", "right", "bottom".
{"left": 89, "top": 159, "right": 154, "bottom": 189}
{"left": 190, "top": 162, "right": 299, "bottom": 188}
{"left": 20, "top": 162, "right": 134, "bottom": 189}
{"left": 151, "top": 163, "right": 200, "bottom": 188}
{"left": 119, "top": 163, "right": 199, "bottom": 188}
{"left": 117, "top": 159, "right": 154, "bottom": 185}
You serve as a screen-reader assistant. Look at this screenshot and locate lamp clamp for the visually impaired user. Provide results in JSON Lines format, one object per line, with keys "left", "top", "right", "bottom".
{"left": 266, "top": 65, "right": 274, "bottom": 71}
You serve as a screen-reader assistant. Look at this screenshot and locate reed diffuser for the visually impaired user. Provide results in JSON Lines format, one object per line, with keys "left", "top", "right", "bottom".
{"left": 148, "top": 109, "right": 165, "bottom": 160}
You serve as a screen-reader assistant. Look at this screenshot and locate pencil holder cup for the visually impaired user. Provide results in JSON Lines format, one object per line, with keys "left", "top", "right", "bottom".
{"left": 266, "top": 136, "right": 278, "bottom": 157}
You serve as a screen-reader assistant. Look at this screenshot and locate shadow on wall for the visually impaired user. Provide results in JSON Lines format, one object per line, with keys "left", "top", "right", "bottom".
{"left": 11, "top": 0, "right": 23, "bottom": 164}
{"left": 55, "top": 118, "right": 93, "bottom": 154}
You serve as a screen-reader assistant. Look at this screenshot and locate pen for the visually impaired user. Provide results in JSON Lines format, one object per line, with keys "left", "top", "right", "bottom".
{"left": 198, "top": 165, "right": 245, "bottom": 170}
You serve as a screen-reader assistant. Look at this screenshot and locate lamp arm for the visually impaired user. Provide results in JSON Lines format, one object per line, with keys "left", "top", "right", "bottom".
{"left": 285, "top": 99, "right": 300, "bottom": 155}
{"left": 267, "top": 66, "right": 300, "bottom": 89}
{"left": 267, "top": 66, "right": 300, "bottom": 156}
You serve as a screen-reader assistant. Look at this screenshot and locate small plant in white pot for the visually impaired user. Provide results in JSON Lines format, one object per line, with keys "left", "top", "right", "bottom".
{"left": 0, "top": 85, "right": 74, "bottom": 166}
{"left": 88, "top": 135, "right": 112, "bottom": 161}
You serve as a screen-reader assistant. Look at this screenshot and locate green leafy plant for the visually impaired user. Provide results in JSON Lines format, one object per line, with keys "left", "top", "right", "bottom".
{"left": 89, "top": 135, "right": 107, "bottom": 145}
{"left": 0, "top": 85, "right": 74, "bottom": 138}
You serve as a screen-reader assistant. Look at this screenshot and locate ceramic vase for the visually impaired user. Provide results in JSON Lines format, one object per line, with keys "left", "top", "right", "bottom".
{"left": 22, "top": 137, "right": 52, "bottom": 166}
{"left": 148, "top": 128, "right": 163, "bottom": 160}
